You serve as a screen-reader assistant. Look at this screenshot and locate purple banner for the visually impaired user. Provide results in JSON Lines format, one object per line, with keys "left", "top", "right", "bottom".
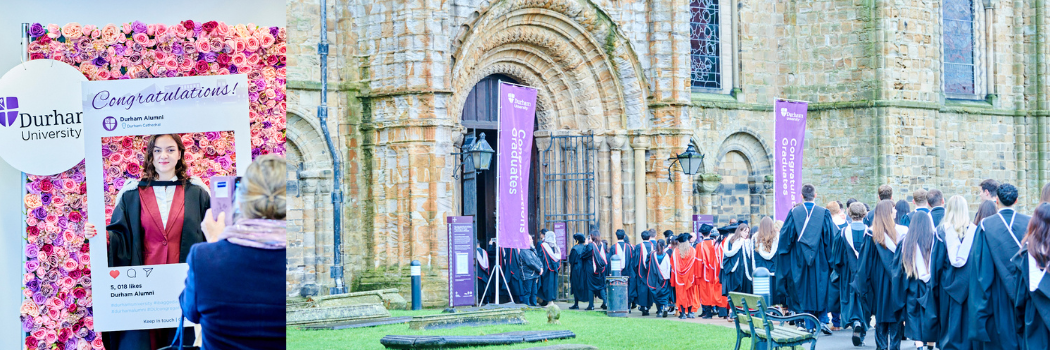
{"left": 497, "top": 82, "right": 537, "bottom": 249}
{"left": 447, "top": 216, "right": 475, "bottom": 307}
{"left": 553, "top": 222, "right": 567, "bottom": 261}
{"left": 774, "top": 99, "right": 809, "bottom": 221}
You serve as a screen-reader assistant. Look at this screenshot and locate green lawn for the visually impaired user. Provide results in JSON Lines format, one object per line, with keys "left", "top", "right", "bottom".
{"left": 287, "top": 309, "right": 745, "bottom": 349}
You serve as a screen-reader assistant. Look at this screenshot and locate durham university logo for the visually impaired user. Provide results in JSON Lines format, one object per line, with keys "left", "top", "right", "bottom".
{"left": 0, "top": 97, "right": 17, "bottom": 127}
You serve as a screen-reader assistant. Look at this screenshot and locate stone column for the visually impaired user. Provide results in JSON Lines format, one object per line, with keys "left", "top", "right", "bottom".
{"left": 594, "top": 135, "right": 611, "bottom": 238}
{"left": 631, "top": 135, "right": 650, "bottom": 244}
{"left": 608, "top": 135, "right": 628, "bottom": 237}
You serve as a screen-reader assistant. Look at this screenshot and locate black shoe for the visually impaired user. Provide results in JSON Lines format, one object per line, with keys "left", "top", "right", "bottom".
{"left": 641, "top": 310, "right": 650, "bottom": 316}
{"left": 851, "top": 324, "right": 863, "bottom": 346}
{"left": 701, "top": 313, "right": 713, "bottom": 319}
{"left": 821, "top": 324, "right": 833, "bottom": 335}
{"left": 568, "top": 305, "right": 579, "bottom": 310}
{"left": 584, "top": 306, "right": 594, "bottom": 311}
{"left": 601, "top": 304, "right": 608, "bottom": 310}
{"left": 687, "top": 312, "right": 696, "bottom": 319}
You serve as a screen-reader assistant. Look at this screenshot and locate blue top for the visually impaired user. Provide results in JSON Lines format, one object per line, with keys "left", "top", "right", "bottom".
{"left": 180, "top": 240, "right": 286, "bottom": 350}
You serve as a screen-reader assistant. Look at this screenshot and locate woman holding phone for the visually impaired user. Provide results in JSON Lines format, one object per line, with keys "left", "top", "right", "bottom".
{"left": 85, "top": 133, "right": 210, "bottom": 350}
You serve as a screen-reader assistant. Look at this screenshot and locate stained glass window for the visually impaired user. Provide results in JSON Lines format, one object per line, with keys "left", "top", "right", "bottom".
{"left": 690, "top": 0, "right": 720, "bottom": 89}
{"left": 944, "top": 0, "right": 975, "bottom": 95}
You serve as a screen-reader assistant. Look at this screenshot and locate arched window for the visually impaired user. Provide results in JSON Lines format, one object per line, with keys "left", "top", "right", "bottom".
{"left": 943, "top": 0, "right": 977, "bottom": 96}
{"left": 690, "top": 0, "right": 724, "bottom": 92}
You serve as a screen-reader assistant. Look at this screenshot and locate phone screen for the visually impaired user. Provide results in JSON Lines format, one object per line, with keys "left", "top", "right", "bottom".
{"left": 210, "top": 176, "right": 240, "bottom": 226}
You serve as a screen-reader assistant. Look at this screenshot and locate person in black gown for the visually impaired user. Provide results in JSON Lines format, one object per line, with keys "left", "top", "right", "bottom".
{"left": 832, "top": 202, "right": 871, "bottom": 346}
{"left": 777, "top": 184, "right": 836, "bottom": 333}
{"left": 852, "top": 200, "right": 906, "bottom": 350}
{"left": 568, "top": 233, "right": 588, "bottom": 309}
{"left": 633, "top": 230, "right": 656, "bottom": 315}
{"left": 937, "top": 195, "right": 980, "bottom": 350}
{"left": 586, "top": 231, "right": 608, "bottom": 310}
{"left": 1017, "top": 202, "right": 1050, "bottom": 349}
{"left": 969, "top": 183, "right": 1029, "bottom": 350}
{"left": 537, "top": 229, "right": 562, "bottom": 306}
{"left": 610, "top": 229, "right": 635, "bottom": 309}
{"left": 927, "top": 189, "right": 945, "bottom": 228}
{"left": 645, "top": 239, "right": 673, "bottom": 318}
{"left": 476, "top": 241, "right": 491, "bottom": 304}
{"left": 721, "top": 223, "right": 753, "bottom": 296}
{"left": 896, "top": 212, "right": 944, "bottom": 349}
{"left": 864, "top": 185, "right": 894, "bottom": 226}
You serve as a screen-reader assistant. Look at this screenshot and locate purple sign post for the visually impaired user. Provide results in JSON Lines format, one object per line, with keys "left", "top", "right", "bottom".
{"left": 496, "top": 82, "right": 537, "bottom": 249}
{"left": 553, "top": 222, "right": 567, "bottom": 261}
{"left": 773, "top": 99, "right": 809, "bottom": 221}
{"left": 447, "top": 216, "right": 475, "bottom": 307}
{"left": 693, "top": 214, "right": 714, "bottom": 234}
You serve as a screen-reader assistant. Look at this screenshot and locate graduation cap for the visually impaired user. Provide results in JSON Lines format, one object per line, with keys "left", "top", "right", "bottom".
{"left": 699, "top": 224, "right": 714, "bottom": 235}
{"left": 717, "top": 224, "right": 738, "bottom": 235}
{"left": 676, "top": 234, "right": 689, "bottom": 243}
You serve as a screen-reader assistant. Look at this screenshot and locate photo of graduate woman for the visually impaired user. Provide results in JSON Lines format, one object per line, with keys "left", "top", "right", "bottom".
{"left": 85, "top": 133, "right": 212, "bottom": 349}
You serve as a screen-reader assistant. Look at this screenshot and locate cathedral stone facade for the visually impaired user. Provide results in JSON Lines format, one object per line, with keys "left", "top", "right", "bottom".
{"left": 284, "top": 0, "right": 1050, "bottom": 304}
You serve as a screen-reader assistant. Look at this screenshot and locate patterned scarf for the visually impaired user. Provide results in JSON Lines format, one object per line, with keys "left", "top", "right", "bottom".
{"left": 218, "top": 219, "right": 287, "bottom": 249}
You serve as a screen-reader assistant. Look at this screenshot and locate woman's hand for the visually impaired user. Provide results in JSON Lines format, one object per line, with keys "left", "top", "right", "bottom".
{"left": 201, "top": 209, "right": 225, "bottom": 243}
{"left": 85, "top": 223, "right": 107, "bottom": 244}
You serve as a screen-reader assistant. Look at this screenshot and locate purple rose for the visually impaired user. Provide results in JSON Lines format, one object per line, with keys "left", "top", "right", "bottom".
{"left": 251, "top": 148, "right": 261, "bottom": 158}
{"left": 32, "top": 292, "right": 45, "bottom": 305}
{"left": 25, "top": 243, "right": 38, "bottom": 257}
{"left": 40, "top": 193, "right": 51, "bottom": 205}
{"left": 204, "top": 52, "right": 217, "bottom": 63}
{"left": 26, "top": 182, "right": 40, "bottom": 195}
{"left": 172, "top": 43, "right": 185, "bottom": 55}
{"left": 92, "top": 56, "right": 107, "bottom": 67}
{"left": 31, "top": 207, "right": 46, "bottom": 220}
{"left": 25, "top": 279, "right": 40, "bottom": 292}
{"left": 28, "top": 23, "right": 45, "bottom": 38}
{"left": 21, "top": 316, "right": 33, "bottom": 332}
{"left": 132, "top": 21, "right": 148, "bottom": 34}
{"left": 71, "top": 170, "right": 84, "bottom": 183}
{"left": 270, "top": 26, "right": 279, "bottom": 37}
{"left": 56, "top": 217, "right": 68, "bottom": 230}
{"left": 65, "top": 338, "right": 76, "bottom": 350}
{"left": 248, "top": 92, "right": 259, "bottom": 102}
{"left": 262, "top": 121, "right": 272, "bottom": 128}
{"left": 206, "top": 131, "right": 220, "bottom": 140}
{"left": 114, "top": 44, "right": 126, "bottom": 56}
{"left": 86, "top": 330, "right": 96, "bottom": 342}
{"left": 101, "top": 147, "right": 111, "bottom": 157}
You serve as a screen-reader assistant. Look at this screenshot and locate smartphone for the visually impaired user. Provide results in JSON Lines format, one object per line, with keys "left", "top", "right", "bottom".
{"left": 209, "top": 176, "right": 241, "bottom": 226}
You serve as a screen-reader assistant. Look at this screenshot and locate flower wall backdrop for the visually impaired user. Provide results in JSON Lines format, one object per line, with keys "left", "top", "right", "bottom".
{"left": 22, "top": 21, "right": 285, "bottom": 350}
{"left": 101, "top": 132, "right": 237, "bottom": 224}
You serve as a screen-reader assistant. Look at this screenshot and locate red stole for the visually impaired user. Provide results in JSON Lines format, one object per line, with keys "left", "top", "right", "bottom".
{"left": 138, "top": 185, "right": 185, "bottom": 265}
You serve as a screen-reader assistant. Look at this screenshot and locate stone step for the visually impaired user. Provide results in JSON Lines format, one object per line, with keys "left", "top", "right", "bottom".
{"left": 380, "top": 330, "right": 576, "bottom": 349}
{"left": 286, "top": 303, "right": 391, "bottom": 326}
{"left": 408, "top": 308, "right": 527, "bottom": 330}
{"left": 297, "top": 316, "right": 413, "bottom": 330}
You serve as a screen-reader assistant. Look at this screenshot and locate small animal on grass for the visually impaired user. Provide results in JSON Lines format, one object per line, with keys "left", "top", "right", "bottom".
{"left": 547, "top": 304, "right": 561, "bottom": 324}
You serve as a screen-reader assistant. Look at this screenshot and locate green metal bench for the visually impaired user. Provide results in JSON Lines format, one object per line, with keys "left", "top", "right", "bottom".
{"left": 728, "top": 292, "right": 819, "bottom": 350}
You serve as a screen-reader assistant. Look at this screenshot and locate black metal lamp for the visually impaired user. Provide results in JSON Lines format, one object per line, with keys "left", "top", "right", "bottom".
{"left": 668, "top": 144, "right": 704, "bottom": 181}
{"left": 468, "top": 132, "right": 495, "bottom": 171}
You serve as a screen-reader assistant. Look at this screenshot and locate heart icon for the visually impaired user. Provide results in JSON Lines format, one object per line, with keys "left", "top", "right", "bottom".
{"left": 109, "top": 270, "right": 120, "bottom": 278}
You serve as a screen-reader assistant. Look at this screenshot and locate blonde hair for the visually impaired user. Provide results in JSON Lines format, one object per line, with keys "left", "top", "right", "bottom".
{"left": 755, "top": 216, "right": 777, "bottom": 252}
{"left": 942, "top": 195, "right": 970, "bottom": 239}
{"left": 238, "top": 154, "right": 287, "bottom": 220}
{"left": 871, "top": 200, "right": 898, "bottom": 248}
{"left": 827, "top": 201, "right": 842, "bottom": 216}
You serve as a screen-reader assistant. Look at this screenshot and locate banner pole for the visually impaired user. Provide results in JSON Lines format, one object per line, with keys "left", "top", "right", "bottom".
{"left": 21, "top": 23, "right": 29, "bottom": 347}
{"left": 495, "top": 81, "right": 502, "bottom": 305}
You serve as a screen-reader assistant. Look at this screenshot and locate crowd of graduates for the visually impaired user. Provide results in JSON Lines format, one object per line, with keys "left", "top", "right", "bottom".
{"left": 474, "top": 179, "right": 1050, "bottom": 350}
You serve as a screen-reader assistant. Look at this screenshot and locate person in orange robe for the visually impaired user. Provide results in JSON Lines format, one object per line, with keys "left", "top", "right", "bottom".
{"left": 712, "top": 230, "right": 729, "bottom": 318}
{"left": 672, "top": 234, "right": 700, "bottom": 319}
{"left": 695, "top": 224, "right": 720, "bottom": 318}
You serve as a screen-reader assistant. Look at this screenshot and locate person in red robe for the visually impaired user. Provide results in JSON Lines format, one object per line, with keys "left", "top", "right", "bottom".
{"left": 696, "top": 224, "right": 721, "bottom": 318}
{"left": 86, "top": 134, "right": 211, "bottom": 350}
{"left": 672, "top": 234, "right": 700, "bottom": 318}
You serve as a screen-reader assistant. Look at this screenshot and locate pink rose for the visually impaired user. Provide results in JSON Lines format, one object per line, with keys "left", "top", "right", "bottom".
{"left": 147, "top": 24, "right": 157, "bottom": 36}
{"left": 195, "top": 39, "right": 211, "bottom": 53}
{"left": 62, "top": 230, "right": 74, "bottom": 243}
{"left": 82, "top": 24, "right": 97, "bottom": 34}
{"left": 31, "top": 329, "right": 45, "bottom": 340}
{"left": 62, "top": 259, "right": 78, "bottom": 272}
{"left": 21, "top": 299, "right": 40, "bottom": 316}
{"left": 91, "top": 337, "right": 103, "bottom": 349}
{"left": 121, "top": 22, "right": 133, "bottom": 34}
{"left": 246, "top": 36, "right": 260, "bottom": 51}
{"left": 234, "top": 38, "right": 247, "bottom": 52}
{"left": 173, "top": 24, "right": 189, "bottom": 38}
{"left": 47, "top": 24, "right": 61, "bottom": 39}
{"left": 216, "top": 22, "right": 230, "bottom": 37}
{"left": 261, "top": 33, "right": 276, "bottom": 48}
{"left": 133, "top": 33, "right": 149, "bottom": 45}
{"left": 231, "top": 53, "right": 247, "bottom": 66}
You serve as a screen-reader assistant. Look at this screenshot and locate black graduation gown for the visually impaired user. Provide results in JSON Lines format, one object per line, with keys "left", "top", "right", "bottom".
{"left": 568, "top": 244, "right": 589, "bottom": 302}
{"left": 832, "top": 224, "right": 871, "bottom": 327}
{"left": 106, "top": 181, "right": 211, "bottom": 267}
{"left": 538, "top": 242, "right": 560, "bottom": 302}
{"left": 851, "top": 234, "right": 902, "bottom": 324}
{"left": 502, "top": 248, "right": 524, "bottom": 302}
{"left": 777, "top": 203, "right": 835, "bottom": 313}
{"left": 827, "top": 221, "right": 849, "bottom": 313}
{"left": 930, "top": 207, "right": 945, "bottom": 228}
{"left": 612, "top": 241, "right": 635, "bottom": 301}
{"left": 103, "top": 181, "right": 209, "bottom": 350}
{"left": 633, "top": 241, "right": 656, "bottom": 309}
{"left": 1016, "top": 249, "right": 1050, "bottom": 350}
{"left": 645, "top": 252, "right": 672, "bottom": 306}
{"left": 969, "top": 209, "right": 1029, "bottom": 350}
{"left": 897, "top": 235, "right": 945, "bottom": 342}
{"left": 587, "top": 242, "right": 608, "bottom": 292}
{"left": 476, "top": 247, "right": 491, "bottom": 303}
{"left": 721, "top": 239, "right": 753, "bottom": 295}
{"left": 937, "top": 226, "right": 978, "bottom": 350}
